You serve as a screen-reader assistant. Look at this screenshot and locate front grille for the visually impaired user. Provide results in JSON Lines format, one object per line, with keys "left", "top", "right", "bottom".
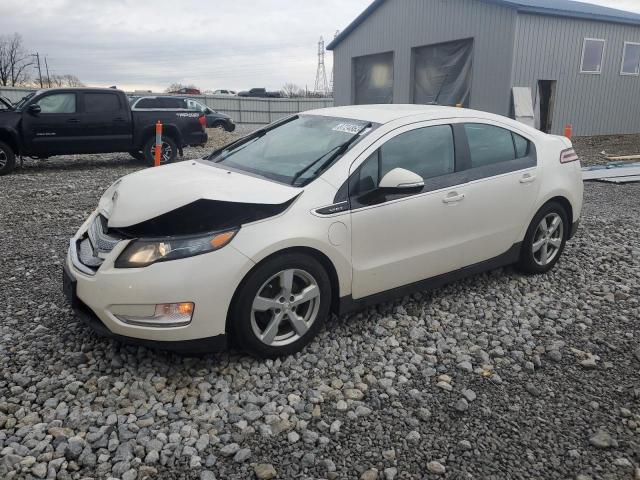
{"left": 76, "top": 215, "right": 124, "bottom": 272}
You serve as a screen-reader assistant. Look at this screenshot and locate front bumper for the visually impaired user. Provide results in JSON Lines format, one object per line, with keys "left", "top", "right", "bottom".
{"left": 64, "top": 263, "right": 227, "bottom": 354}
{"left": 64, "top": 212, "right": 254, "bottom": 353}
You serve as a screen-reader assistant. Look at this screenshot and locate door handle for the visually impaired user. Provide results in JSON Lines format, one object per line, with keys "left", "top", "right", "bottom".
{"left": 113, "top": 117, "right": 127, "bottom": 122}
{"left": 519, "top": 173, "right": 536, "bottom": 184}
{"left": 443, "top": 192, "right": 465, "bottom": 204}
{"left": 66, "top": 118, "right": 80, "bottom": 124}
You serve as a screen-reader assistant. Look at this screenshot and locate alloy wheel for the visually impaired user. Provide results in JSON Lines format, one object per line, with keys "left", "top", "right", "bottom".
{"left": 0, "top": 148, "right": 7, "bottom": 169}
{"left": 149, "top": 142, "right": 173, "bottom": 164}
{"left": 251, "top": 269, "right": 321, "bottom": 347}
{"left": 532, "top": 213, "right": 564, "bottom": 266}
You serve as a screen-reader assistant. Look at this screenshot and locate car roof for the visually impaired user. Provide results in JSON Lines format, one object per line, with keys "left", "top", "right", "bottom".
{"left": 305, "top": 104, "right": 501, "bottom": 124}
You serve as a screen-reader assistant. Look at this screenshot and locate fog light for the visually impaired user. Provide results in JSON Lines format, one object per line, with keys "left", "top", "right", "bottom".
{"left": 115, "top": 302, "right": 194, "bottom": 327}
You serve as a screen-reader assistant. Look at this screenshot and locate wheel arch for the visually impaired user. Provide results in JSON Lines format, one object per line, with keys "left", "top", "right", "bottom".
{"left": 0, "top": 128, "right": 20, "bottom": 155}
{"left": 225, "top": 246, "right": 342, "bottom": 338}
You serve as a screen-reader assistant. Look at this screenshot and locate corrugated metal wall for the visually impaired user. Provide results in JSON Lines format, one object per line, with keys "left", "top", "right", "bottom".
{"left": 332, "top": 0, "right": 518, "bottom": 116}
{"left": 0, "top": 87, "right": 334, "bottom": 127}
{"left": 511, "top": 13, "right": 640, "bottom": 136}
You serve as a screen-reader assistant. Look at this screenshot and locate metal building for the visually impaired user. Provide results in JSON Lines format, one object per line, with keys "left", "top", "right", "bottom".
{"left": 327, "top": 0, "right": 640, "bottom": 136}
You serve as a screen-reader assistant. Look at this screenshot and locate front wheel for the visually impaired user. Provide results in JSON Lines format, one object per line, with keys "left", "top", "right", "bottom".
{"left": 231, "top": 253, "right": 331, "bottom": 358}
{"left": 128, "top": 150, "right": 145, "bottom": 161}
{"left": 143, "top": 136, "right": 177, "bottom": 166}
{"left": 0, "top": 140, "right": 16, "bottom": 176}
{"left": 516, "top": 201, "right": 568, "bottom": 274}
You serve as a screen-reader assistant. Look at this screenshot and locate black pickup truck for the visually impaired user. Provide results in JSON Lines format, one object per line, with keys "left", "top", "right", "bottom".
{"left": 0, "top": 87, "right": 208, "bottom": 175}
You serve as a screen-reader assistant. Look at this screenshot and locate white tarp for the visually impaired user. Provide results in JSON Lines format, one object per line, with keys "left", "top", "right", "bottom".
{"left": 412, "top": 38, "right": 473, "bottom": 107}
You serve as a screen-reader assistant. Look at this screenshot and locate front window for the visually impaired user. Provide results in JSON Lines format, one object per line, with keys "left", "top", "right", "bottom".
{"left": 210, "top": 115, "right": 374, "bottom": 186}
{"left": 36, "top": 93, "right": 76, "bottom": 113}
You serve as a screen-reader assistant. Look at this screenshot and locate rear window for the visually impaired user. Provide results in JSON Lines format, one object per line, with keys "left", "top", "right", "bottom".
{"left": 84, "top": 93, "right": 121, "bottom": 113}
{"left": 160, "top": 98, "right": 187, "bottom": 109}
{"left": 464, "top": 124, "right": 531, "bottom": 168}
{"left": 135, "top": 98, "right": 161, "bottom": 108}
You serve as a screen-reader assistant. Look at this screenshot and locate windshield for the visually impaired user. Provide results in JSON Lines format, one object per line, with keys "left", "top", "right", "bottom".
{"left": 209, "top": 115, "right": 373, "bottom": 186}
{"left": 13, "top": 93, "right": 35, "bottom": 111}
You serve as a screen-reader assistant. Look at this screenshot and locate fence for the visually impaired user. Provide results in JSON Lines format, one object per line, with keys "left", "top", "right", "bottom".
{"left": 0, "top": 86, "right": 334, "bottom": 127}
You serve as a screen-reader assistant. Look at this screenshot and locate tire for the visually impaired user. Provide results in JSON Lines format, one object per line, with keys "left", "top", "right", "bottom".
{"left": 128, "top": 150, "right": 145, "bottom": 161}
{"left": 516, "top": 201, "right": 569, "bottom": 275}
{"left": 0, "top": 140, "right": 16, "bottom": 176}
{"left": 211, "top": 121, "right": 227, "bottom": 131}
{"left": 231, "top": 253, "right": 331, "bottom": 358}
{"left": 143, "top": 136, "right": 177, "bottom": 166}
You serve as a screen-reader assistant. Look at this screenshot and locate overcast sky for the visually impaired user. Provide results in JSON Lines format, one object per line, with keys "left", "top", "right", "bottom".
{"left": 1, "top": 0, "right": 639, "bottom": 92}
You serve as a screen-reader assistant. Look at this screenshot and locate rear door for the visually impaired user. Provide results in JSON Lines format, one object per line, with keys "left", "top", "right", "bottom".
{"left": 79, "top": 91, "right": 132, "bottom": 153}
{"left": 21, "top": 92, "right": 80, "bottom": 155}
{"left": 454, "top": 121, "right": 540, "bottom": 266}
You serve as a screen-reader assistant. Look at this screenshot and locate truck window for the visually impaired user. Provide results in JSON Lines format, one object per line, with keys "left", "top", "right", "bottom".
{"left": 36, "top": 93, "right": 76, "bottom": 113}
{"left": 160, "top": 98, "right": 187, "bottom": 109}
{"left": 134, "top": 98, "right": 161, "bottom": 109}
{"left": 84, "top": 93, "right": 121, "bottom": 113}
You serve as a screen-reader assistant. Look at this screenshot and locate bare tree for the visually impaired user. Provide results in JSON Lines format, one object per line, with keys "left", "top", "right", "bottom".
{"left": 49, "top": 74, "right": 85, "bottom": 88}
{"left": 165, "top": 82, "right": 200, "bottom": 93}
{"left": 0, "top": 33, "right": 33, "bottom": 86}
{"left": 281, "top": 83, "right": 305, "bottom": 98}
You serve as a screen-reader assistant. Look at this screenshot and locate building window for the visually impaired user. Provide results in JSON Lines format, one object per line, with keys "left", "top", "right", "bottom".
{"left": 621, "top": 42, "right": 640, "bottom": 76}
{"left": 580, "top": 38, "right": 606, "bottom": 74}
{"left": 353, "top": 52, "right": 394, "bottom": 104}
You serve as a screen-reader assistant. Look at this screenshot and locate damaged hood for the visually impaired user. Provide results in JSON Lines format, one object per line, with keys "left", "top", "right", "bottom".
{"left": 99, "top": 160, "right": 301, "bottom": 234}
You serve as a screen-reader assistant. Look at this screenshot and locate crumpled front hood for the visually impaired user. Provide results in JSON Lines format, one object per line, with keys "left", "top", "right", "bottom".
{"left": 99, "top": 160, "right": 301, "bottom": 231}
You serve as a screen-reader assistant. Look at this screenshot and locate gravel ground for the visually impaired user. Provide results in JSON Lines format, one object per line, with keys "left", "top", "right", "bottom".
{"left": 0, "top": 132, "right": 639, "bottom": 480}
{"left": 572, "top": 134, "right": 640, "bottom": 167}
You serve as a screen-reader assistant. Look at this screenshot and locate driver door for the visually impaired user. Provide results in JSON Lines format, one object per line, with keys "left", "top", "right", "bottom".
{"left": 349, "top": 123, "right": 470, "bottom": 299}
{"left": 21, "top": 92, "right": 80, "bottom": 155}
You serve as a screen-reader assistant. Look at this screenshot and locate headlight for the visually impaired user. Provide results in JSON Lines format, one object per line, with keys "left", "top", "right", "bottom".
{"left": 115, "top": 229, "right": 238, "bottom": 268}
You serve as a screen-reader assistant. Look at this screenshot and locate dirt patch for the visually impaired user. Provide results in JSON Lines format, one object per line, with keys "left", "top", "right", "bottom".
{"left": 573, "top": 134, "right": 640, "bottom": 167}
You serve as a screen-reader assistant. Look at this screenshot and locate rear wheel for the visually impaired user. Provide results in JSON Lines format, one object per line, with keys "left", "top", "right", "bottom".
{"left": 516, "top": 201, "right": 568, "bottom": 274}
{"left": 231, "top": 253, "right": 331, "bottom": 358}
{"left": 0, "top": 141, "right": 16, "bottom": 176}
{"left": 143, "top": 136, "right": 177, "bottom": 166}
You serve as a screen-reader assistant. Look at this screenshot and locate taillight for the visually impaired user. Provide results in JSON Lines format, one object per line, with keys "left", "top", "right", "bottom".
{"left": 560, "top": 148, "right": 579, "bottom": 163}
{"left": 199, "top": 115, "right": 206, "bottom": 130}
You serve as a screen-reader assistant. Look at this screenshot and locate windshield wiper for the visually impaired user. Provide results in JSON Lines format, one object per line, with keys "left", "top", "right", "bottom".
{"left": 291, "top": 123, "right": 372, "bottom": 185}
{"left": 208, "top": 114, "right": 299, "bottom": 161}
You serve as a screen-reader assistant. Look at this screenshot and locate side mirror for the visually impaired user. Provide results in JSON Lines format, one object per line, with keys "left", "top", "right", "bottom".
{"left": 205, "top": 108, "right": 212, "bottom": 114}
{"left": 379, "top": 168, "right": 424, "bottom": 190}
{"left": 27, "top": 104, "right": 41, "bottom": 115}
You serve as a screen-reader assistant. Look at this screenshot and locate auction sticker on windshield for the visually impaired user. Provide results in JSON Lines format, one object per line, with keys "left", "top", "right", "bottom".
{"left": 332, "top": 123, "right": 368, "bottom": 134}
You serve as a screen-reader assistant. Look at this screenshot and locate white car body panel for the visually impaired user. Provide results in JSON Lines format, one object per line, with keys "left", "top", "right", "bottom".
{"left": 65, "top": 105, "right": 584, "bottom": 349}
{"left": 101, "top": 160, "right": 300, "bottom": 228}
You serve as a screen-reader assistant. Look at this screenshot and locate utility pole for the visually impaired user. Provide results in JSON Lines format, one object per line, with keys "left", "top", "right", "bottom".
{"left": 314, "top": 36, "right": 328, "bottom": 96}
{"left": 32, "top": 52, "right": 43, "bottom": 88}
{"left": 44, "top": 56, "right": 51, "bottom": 88}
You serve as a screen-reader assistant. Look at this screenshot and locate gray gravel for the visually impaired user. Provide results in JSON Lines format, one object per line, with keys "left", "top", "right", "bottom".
{"left": 572, "top": 133, "right": 640, "bottom": 166}
{"left": 0, "top": 134, "right": 639, "bottom": 479}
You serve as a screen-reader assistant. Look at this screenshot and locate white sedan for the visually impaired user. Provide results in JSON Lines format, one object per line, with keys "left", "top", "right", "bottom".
{"left": 64, "top": 105, "right": 583, "bottom": 358}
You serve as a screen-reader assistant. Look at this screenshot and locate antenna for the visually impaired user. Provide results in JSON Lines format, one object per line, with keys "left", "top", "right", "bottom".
{"left": 314, "top": 36, "right": 328, "bottom": 96}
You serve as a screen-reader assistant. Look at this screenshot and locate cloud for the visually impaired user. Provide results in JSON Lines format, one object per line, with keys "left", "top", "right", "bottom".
{"left": 1, "top": 0, "right": 638, "bottom": 92}
{"left": 0, "top": 0, "right": 370, "bottom": 91}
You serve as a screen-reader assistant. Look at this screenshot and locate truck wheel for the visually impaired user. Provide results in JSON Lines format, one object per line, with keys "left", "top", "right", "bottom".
{"left": 143, "top": 137, "right": 178, "bottom": 166}
{"left": 128, "top": 150, "right": 145, "bottom": 161}
{"left": 0, "top": 141, "right": 16, "bottom": 176}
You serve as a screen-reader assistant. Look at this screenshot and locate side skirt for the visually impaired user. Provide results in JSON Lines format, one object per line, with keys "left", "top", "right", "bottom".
{"left": 338, "top": 243, "right": 522, "bottom": 315}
